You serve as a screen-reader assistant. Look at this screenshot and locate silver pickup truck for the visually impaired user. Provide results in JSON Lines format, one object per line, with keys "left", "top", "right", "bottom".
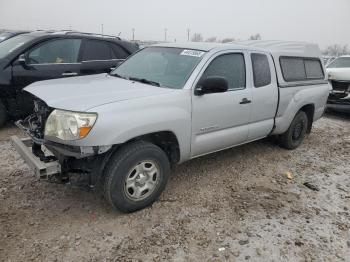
{"left": 12, "top": 41, "right": 330, "bottom": 212}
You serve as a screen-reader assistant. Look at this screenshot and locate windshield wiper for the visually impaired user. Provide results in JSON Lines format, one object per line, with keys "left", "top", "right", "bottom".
{"left": 109, "top": 73, "right": 126, "bottom": 79}
{"left": 128, "top": 77, "right": 160, "bottom": 87}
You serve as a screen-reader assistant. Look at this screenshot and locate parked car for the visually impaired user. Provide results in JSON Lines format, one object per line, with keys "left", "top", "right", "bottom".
{"left": 0, "top": 31, "right": 139, "bottom": 127}
{"left": 322, "top": 55, "right": 336, "bottom": 67}
{"left": 0, "top": 30, "right": 29, "bottom": 43}
{"left": 12, "top": 41, "right": 329, "bottom": 212}
{"left": 326, "top": 56, "right": 350, "bottom": 113}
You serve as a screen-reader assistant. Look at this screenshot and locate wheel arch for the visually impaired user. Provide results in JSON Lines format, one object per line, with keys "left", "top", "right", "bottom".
{"left": 124, "top": 131, "right": 181, "bottom": 165}
{"left": 298, "top": 103, "right": 315, "bottom": 133}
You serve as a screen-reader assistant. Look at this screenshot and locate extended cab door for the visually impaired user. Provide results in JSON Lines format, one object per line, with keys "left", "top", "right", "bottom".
{"left": 191, "top": 51, "right": 252, "bottom": 157}
{"left": 80, "top": 39, "right": 128, "bottom": 74}
{"left": 11, "top": 38, "right": 82, "bottom": 113}
{"left": 247, "top": 52, "right": 278, "bottom": 141}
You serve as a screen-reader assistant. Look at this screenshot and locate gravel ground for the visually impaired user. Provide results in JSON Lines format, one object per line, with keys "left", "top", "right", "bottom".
{"left": 0, "top": 114, "right": 349, "bottom": 261}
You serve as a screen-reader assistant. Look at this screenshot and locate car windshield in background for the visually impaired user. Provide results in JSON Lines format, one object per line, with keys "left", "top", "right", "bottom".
{"left": 327, "top": 57, "right": 350, "bottom": 68}
{"left": 0, "top": 34, "right": 34, "bottom": 59}
{"left": 112, "top": 47, "right": 205, "bottom": 89}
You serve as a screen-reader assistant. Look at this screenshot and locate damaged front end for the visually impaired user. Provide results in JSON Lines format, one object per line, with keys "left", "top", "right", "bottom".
{"left": 11, "top": 99, "right": 114, "bottom": 188}
{"left": 327, "top": 81, "right": 350, "bottom": 114}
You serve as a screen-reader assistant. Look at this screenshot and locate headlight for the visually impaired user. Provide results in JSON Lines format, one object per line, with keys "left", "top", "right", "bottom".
{"left": 45, "top": 109, "right": 97, "bottom": 141}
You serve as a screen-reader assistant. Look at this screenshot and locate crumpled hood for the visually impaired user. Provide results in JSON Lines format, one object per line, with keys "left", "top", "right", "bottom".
{"left": 326, "top": 67, "right": 350, "bottom": 81}
{"left": 25, "top": 74, "right": 175, "bottom": 111}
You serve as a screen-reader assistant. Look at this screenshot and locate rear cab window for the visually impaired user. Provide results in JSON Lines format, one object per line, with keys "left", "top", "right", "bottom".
{"left": 251, "top": 53, "right": 271, "bottom": 87}
{"left": 280, "top": 57, "right": 324, "bottom": 82}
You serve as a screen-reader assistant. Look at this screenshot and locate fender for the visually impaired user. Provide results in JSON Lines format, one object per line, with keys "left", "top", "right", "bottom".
{"left": 272, "top": 83, "right": 329, "bottom": 135}
{"left": 62, "top": 91, "right": 193, "bottom": 163}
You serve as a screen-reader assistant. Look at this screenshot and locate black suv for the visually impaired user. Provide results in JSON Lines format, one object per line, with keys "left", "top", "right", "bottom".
{"left": 0, "top": 31, "right": 139, "bottom": 127}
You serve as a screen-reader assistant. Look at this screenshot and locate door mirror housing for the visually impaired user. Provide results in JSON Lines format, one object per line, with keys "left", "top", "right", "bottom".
{"left": 195, "top": 76, "right": 229, "bottom": 96}
{"left": 14, "top": 54, "right": 27, "bottom": 66}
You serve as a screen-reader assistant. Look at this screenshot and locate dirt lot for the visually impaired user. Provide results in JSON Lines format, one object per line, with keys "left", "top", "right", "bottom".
{"left": 0, "top": 114, "right": 349, "bottom": 261}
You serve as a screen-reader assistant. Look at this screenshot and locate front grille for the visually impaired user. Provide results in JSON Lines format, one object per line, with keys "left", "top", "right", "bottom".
{"left": 331, "top": 80, "right": 350, "bottom": 92}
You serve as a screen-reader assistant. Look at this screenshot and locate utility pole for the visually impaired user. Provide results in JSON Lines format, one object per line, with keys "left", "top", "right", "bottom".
{"left": 132, "top": 28, "right": 135, "bottom": 41}
{"left": 164, "top": 28, "right": 167, "bottom": 42}
{"left": 187, "top": 28, "right": 190, "bottom": 42}
{"left": 101, "top": 24, "right": 104, "bottom": 35}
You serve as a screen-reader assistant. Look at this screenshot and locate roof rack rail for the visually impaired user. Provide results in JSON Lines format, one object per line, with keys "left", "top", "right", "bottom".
{"left": 64, "top": 31, "right": 121, "bottom": 40}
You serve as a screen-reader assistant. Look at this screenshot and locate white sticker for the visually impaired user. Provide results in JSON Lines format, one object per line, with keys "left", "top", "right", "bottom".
{"left": 180, "top": 49, "right": 205, "bottom": 57}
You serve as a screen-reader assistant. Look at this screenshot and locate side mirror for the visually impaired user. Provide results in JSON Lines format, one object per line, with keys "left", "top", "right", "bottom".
{"left": 14, "top": 54, "right": 27, "bottom": 66}
{"left": 18, "top": 54, "right": 26, "bottom": 64}
{"left": 195, "top": 76, "right": 229, "bottom": 96}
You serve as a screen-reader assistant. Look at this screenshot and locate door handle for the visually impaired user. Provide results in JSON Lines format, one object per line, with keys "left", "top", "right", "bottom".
{"left": 239, "top": 98, "right": 252, "bottom": 104}
{"left": 62, "top": 72, "right": 78, "bottom": 76}
{"left": 110, "top": 67, "right": 116, "bottom": 71}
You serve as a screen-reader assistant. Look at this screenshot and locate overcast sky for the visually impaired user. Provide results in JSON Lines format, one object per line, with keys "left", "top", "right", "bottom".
{"left": 0, "top": 0, "right": 349, "bottom": 48}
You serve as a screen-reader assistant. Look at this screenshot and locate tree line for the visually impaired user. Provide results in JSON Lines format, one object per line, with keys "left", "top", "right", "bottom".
{"left": 191, "top": 33, "right": 261, "bottom": 43}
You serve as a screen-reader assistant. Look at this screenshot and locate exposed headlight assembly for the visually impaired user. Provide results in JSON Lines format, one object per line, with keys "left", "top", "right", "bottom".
{"left": 45, "top": 109, "right": 97, "bottom": 141}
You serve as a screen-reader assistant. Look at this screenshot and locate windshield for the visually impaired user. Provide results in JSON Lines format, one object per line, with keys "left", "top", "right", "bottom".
{"left": 0, "top": 34, "right": 34, "bottom": 59}
{"left": 327, "top": 57, "right": 350, "bottom": 68}
{"left": 112, "top": 47, "right": 205, "bottom": 89}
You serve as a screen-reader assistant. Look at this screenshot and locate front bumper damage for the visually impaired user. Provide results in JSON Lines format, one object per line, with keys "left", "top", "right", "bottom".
{"left": 327, "top": 80, "right": 350, "bottom": 114}
{"left": 11, "top": 100, "right": 114, "bottom": 187}
{"left": 11, "top": 133, "right": 114, "bottom": 187}
{"left": 11, "top": 136, "right": 61, "bottom": 178}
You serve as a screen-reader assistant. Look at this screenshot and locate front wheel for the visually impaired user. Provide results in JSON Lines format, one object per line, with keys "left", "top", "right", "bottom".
{"left": 103, "top": 141, "right": 170, "bottom": 212}
{"left": 279, "top": 111, "right": 308, "bottom": 150}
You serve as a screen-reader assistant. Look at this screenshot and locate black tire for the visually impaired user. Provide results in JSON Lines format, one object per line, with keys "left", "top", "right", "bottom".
{"left": 280, "top": 111, "right": 308, "bottom": 150}
{"left": 0, "top": 100, "right": 7, "bottom": 128}
{"left": 104, "top": 141, "right": 170, "bottom": 213}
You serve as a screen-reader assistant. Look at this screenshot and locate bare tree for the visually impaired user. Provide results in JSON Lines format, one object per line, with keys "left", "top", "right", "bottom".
{"left": 221, "top": 38, "right": 235, "bottom": 43}
{"left": 323, "top": 44, "right": 349, "bottom": 56}
{"left": 205, "top": 36, "right": 217, "bottom": 42}
{"left": 249, "top": 33, "right": 262, "bottom": 40}
{"left": 191, "top": 33, "right": 203, "bottom": 42}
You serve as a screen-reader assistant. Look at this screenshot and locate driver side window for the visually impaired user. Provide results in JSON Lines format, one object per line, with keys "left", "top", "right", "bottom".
{"left": 27, "top": 39, "right": 81, "bottom": 64}
{"left": 201, "top": 53, "right": 246, "bottom": 91}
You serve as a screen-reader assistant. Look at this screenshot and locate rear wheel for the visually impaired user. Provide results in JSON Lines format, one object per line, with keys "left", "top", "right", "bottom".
{"left": 103, "top": 141, "right": 170, "bottom": 213}
{"left": 0, "top": 100, "right": 7, "bottom": 128}
{"left": 280, "top": 111, "right": 308, "bottom": 150}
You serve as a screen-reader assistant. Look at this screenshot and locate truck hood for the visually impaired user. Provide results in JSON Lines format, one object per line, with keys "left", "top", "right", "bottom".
{"left": 326, "top": 67, "right": 350, "bottom": 81}
{"left": 25, "top": 74, "right": 176, "bottom": 111}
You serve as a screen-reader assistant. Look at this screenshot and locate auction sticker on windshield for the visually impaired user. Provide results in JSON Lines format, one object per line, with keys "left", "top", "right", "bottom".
{"left": 180, "top": 49, "right": 205, "bottom": 57}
